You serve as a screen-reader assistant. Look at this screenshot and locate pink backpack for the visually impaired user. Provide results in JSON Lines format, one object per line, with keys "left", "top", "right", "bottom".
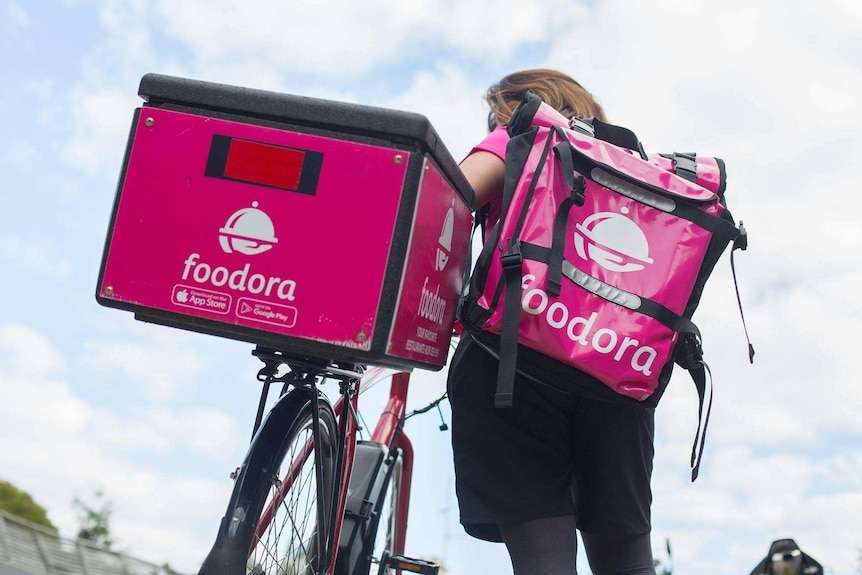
{"left": 459, "top": 93, "right": 753, "bottom": 479}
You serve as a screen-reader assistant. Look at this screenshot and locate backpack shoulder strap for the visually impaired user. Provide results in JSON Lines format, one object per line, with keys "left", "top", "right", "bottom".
{"left": 506, "top": 92, "right": 543, "bottom": 137}
{"left": 676, "top": 334, "right": 714, "bottom": 482}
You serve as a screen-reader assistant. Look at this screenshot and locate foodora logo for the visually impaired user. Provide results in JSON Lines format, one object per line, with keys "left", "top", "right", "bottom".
{"left": 519, "top": 274, "right": 657, "bottom": 376}
{"left": 181, "top": 253, "right": 297, "bottom": 301}
{"left": 574, "top": 208, "right": 654, "bottom": 273}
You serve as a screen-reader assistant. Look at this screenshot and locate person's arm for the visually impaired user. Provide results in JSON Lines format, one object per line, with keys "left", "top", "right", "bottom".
{"left": 459, "top": 150, "right": 505, "bottom": 210}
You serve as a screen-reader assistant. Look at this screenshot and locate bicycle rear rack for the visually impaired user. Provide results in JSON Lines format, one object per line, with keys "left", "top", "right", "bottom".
{"left": 249, "top": 345, "right": 363, "bottom": 439}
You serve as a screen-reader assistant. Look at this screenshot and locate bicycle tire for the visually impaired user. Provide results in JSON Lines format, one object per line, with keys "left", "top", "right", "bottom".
{"left": 367, "top": 450, "right": 404, "bottom": 574}
{"left": 198, "top": 387, "right": 339, "bottom": 575}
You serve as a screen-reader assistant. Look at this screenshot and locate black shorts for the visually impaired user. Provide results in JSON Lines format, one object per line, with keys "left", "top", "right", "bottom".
{"left": 447, "top": 336, "right": 655, "bottom": 542}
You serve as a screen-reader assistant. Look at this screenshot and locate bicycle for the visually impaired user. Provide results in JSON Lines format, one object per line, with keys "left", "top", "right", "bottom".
{"left": 196, "top": 346, "right": 444, "bottom": 575}
{"left": 94, "top": 73, "right": 474, "bottom": 575}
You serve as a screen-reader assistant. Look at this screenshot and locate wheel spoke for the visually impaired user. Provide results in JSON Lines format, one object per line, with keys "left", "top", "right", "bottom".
{"left": 367, "top": 453, "right": 403, "bottom": 574}
{"left": 278, "top": 467, "right": 315, "bottom": 567}
{"left": 245, "top": 400, "right": 337, "bottom": 575}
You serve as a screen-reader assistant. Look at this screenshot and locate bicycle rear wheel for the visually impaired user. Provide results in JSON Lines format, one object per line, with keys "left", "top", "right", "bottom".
{"left": 198, "top": 387, "right": 339, "bottom": 575}
{"left": 368, "top": 450, "right": 405, "bottom": 574}
{"left": 248, "top": 391, "right": 339, "bottom": 575}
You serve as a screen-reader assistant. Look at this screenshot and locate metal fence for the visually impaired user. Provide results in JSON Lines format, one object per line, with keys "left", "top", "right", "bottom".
{"left": 0, "top": 512, "right": 178, "bottom": 575}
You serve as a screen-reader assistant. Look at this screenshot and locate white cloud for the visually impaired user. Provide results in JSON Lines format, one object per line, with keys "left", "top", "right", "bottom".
{"left": 424, "top": 1, "right": 589, "bottom": 60}
{"left": 0, "top": 324, "right": 67, "bottom": 376}
{"left": 87, "top": 406, "right": 243, "bottom": 459}
{"left": 382, "top": 63, "right": 491, "bottom": 161}
{"left": 135, "top": 407, "right": 242, "bottom": 458}
{"left": 0, "top": 236, "right": 73, "bottom": 280}
{"left": 547, "top": 0, "right": 862, "bottom": 156}
{"left": 0, "top": 325, "right": 242, "bottom": 571}
{"left": 6, "top": 141, "right": 40, "bottom": 169}
{"left": 139, "top": 0, "right": 588, "bottom": 81}
{"left": 652, "top": 443, "right": 862, "bottom": 573}
{"left": 4, "top": 1, "right": 29, "bottom": 36}
{"left": 60, "top": 87, "right": 141, "bottom": 177}
{"left": 715, "top": 5, "right": 763, "bottom": 52}
{"left": 81, "top": 326, "right": 208, "bottom": 402}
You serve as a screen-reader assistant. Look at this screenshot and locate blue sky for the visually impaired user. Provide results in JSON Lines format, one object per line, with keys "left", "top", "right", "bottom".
{"left": 2, "top": 0, "right": 862, "bottom": 574}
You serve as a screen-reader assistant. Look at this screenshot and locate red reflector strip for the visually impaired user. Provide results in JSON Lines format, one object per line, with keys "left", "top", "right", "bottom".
{"left": 224, "top": 138, "right": 305, "bottom": 191}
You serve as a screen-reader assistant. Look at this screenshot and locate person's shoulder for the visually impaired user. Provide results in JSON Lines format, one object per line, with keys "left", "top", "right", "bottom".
{"left": 466, "top": 126, "right": 509, "bottom": 162}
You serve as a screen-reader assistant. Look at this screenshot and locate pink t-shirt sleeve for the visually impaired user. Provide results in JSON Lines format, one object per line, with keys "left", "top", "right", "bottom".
{"left": 461, "top": 126, "right": 509, "bottom": 237}
{"left": 466, "top": 126, "right": 509, "bottom": 162}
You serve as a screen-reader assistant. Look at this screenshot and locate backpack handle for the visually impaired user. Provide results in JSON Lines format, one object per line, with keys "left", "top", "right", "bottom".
{"left": 507, "top": 92, "right": 543, "bottom": 136}
{"left": 508, "top": 92, "right": 650, "bottom": 160}
{"left": 583, "top": 117, "right": 649, "bottom": 160}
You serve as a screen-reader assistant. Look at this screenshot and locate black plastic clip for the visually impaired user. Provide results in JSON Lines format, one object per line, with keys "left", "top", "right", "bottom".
{"left": 572, "top": 175, "right": 587, "bottom": 207}
{"left": 672, "top": 152, "right": 698, "bottom": 183}
{"left": 637, "top": 141, "right": 649, "bottom": 161}
{"left": 734, "top": 221, "right": 748, "bottom": 251}
{"left": 500, "top": 239, "right": 523, "bottom": 269}
{"left": 677, "top": 333, "right": 705, "bottom": 371}
{"left": 569, "top": 116, "right": 595, "bottom": 137}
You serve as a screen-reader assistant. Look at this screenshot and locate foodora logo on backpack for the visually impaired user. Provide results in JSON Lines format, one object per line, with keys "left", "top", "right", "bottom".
{"left": 574, "top": 208, "right": 653, "bottom": 273}
{"left": 519, "top": 274, "right": 657, "bottom": 376}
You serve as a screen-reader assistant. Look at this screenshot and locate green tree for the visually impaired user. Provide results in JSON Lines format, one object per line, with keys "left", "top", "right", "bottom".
{"left": 73, "top": 490, "right": 114, "bottom": 549}
{"left": 0, "top": 480, "right": 56, "bottom": 530}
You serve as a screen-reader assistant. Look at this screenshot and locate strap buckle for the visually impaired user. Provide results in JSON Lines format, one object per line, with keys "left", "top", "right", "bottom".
{"left": 677, "top": 332, "right": 704, "bottom": 370}
{"left": 569, "top": 116, "right": 595, "bottom": 137}
{"left": 500, "top": 239, "right": 523, "bottom": 269}
{"left": 733, "top": 221, "right": 748, "bottom": 251}
{"left": 672, "top": 152, "right": 698, "bottom": 183}
{"left": 572, "top": 175, "right": 586, "bottom": 207}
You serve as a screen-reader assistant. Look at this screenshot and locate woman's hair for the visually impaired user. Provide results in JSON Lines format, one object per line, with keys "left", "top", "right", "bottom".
{"left": 485, "top": 68, "right": 607, "bottom": 131}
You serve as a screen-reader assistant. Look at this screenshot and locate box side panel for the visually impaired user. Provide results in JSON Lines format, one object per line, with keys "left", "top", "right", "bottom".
{"left": 386, "top": 158, "right": 473, "bottom": 369}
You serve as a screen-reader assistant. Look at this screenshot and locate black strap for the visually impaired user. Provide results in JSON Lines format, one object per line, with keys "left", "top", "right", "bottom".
{"left": 496, "top": 240, "right": 523, "bottom": 408}
{"left": 507, "top": 93, "right": 543, "bottom": 137}
{"left": 551, "top": 128, "right": 583, "bottom": 196}
{"left": 547, "top": 133, "right": 586, "bottom": 297}
{"left": 689, "top": 359, "right": 713, "bottom": 482}
{"left": 487, "top": 129, "right": 553, "bottom": 314}
{"left": 715, "top": 158, "right": 728, "bottom": 198}
{"left": 731, "top": 221, "right": 755, "bottom": 363}
{"left": 510, "top": 131, "right": 555, "bottom": 242}
{"left": 490, "top": 130, "right": 557, "bottom": 405}
{"left": 675, "top": 333, "right": 712, "bottom": 482}
{"left": 456, "top": 203, "right": 488, "bottom": 323}
{"left": 588, "top": 117, "right": 647, "bottom": 159}
{"left": 475, "top": 202, "right": 490, "bottom": 241}
{"left": 546, "top": 183, "right": 584, "bottom": 297}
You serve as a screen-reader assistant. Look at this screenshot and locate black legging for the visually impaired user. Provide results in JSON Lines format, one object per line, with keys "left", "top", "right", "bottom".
{"left": 499, "top": 516, "right": 655, "bottom": 575}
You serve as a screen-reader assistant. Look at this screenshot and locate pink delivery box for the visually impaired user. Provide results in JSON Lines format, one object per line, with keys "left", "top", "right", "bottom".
{"left": 97, "top": 74, "right": 475, "bottom": 371}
